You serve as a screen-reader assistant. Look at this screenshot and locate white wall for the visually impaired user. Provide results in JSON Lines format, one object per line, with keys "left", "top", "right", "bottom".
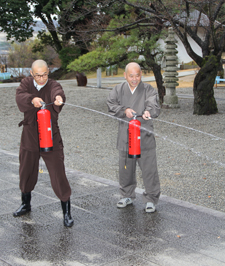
{"left": 175, "top": 35, "right": 202, "bottom": 64}
{"left": 159, "top": 29, "right": 203, "bottom": 65}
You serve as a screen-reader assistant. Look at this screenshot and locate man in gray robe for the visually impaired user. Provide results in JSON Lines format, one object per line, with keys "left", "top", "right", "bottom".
{"left": 107, "top": 62, "right": 160, "bottom": 212}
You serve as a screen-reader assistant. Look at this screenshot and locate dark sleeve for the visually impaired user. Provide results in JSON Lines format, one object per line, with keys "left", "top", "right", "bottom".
{"left": 106, "top": 85, "right": 127, "bottom": 118}
{"left": 51, "top": 81, "right": 66, "bottom": 113}
{"left": 16, "top": 78, "right": 36, "bottom": 113}
{"left": 144, "top": 85, "right": 160, "bottom": 118}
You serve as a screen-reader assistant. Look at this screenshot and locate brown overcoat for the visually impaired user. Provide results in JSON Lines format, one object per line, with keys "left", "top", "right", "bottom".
{"left": 16, "top": 77, "right": 66, "bottom": 152}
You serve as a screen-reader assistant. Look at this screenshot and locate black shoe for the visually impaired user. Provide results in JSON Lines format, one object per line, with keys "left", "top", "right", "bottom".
{"left": 13, "top": 192, "right": 31, "bottom": 217}
{"left": 61, "top": 200, "right": 74, "bottom": 227}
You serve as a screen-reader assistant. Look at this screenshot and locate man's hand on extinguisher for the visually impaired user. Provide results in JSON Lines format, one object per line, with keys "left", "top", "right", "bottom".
{"left": 32, "top": 97, "right": 44, "bottom": 108}
{"left": 125, "top": 108, "right": 135, "bottom": 118}
{"left": 54, "top": 95, "right": 63, "bottom": 106}
{"left": 142, "top": 110, "right": 151, "bottom": 120}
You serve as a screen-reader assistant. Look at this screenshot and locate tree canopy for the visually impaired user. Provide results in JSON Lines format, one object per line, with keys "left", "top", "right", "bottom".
{"left": 2, "top": 0, "right": 225, "bottom": 114}
{"left": 120, "top": 0, "right": 225, "bottom": 114}
{"left": 8, "top": 39, "right": 59, "bottom": 69}
{"left": 0, "top": 0, "right": 34, "bottom": 42}
{"left": 68, "top": 3, "right": 166, "bottom": 103}
{"left": 0, "top": 0, "right": 102, "bottom": 68}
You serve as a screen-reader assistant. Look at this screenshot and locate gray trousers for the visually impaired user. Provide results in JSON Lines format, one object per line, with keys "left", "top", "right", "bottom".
{"left": 119, "top": 149, "right": 160, "bottom": 204}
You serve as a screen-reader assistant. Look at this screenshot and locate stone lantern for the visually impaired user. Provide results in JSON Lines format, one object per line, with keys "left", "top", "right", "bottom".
{"left": 163, "top": 27, "right": 180, "bottom": 108}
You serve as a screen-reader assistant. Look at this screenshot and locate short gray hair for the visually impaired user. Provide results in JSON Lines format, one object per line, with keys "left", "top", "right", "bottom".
{"left": 125, "top": 62, "right": 141, "bottom": 73}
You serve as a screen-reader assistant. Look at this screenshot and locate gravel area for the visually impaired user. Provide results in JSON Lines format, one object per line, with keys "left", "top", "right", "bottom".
{"left": 1, "top": 81, "right": 225, "bottom": 212}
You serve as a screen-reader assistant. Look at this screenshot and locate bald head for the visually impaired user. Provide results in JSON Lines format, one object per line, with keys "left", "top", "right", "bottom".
{"left": 124, "top": 62, "right": 142, "bottom": 91}
{"left": 30, "top": 59, "right": 49, "bottom": 86}
{"left": 31, "top": 60, "right": 48, "bottom": 71}
{"left": 125, "top": 62, "right": 141, "bottom": 73}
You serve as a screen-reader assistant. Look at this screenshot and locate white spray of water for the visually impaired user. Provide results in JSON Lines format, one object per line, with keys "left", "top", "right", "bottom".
{"left": 62, "top": 102, "right": 225, "bottom": 167}
{"left": 156, "top": 119, "right": 225, "bottom": 141}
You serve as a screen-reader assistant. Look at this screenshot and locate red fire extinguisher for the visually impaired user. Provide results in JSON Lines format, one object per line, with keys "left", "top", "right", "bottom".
{"left": 37, "top": 102, "right": 53, "bottom": 152}
{"left": 128, "top": 113, "right": 141, "bottom": 158}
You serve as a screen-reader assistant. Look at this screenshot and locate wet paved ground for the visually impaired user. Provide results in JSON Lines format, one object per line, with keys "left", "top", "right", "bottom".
{"left": 1, "top": 74, "right": 225, "bottom": 265}
{"left": 1, "top": 148, "right": 225, "bottom": 266}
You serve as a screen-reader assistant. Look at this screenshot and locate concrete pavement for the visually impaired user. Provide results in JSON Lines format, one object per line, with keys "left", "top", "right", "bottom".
{"left": 1, "top": 148, "right": 225, "bottom": 266}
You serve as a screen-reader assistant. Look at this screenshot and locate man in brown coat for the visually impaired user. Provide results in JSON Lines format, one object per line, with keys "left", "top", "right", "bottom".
{"left": 13, "top": 59, "right": 73, "bottom": 227}
{"left": 107, "top": 62, "right": 160, "bottom": 212}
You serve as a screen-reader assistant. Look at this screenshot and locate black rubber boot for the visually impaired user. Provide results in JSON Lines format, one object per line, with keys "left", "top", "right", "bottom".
{"left": 61, "top": 200, "right": 74, "bottom": 227}
{"left": 13, "top": 192, "right": 31, "bottom": 217}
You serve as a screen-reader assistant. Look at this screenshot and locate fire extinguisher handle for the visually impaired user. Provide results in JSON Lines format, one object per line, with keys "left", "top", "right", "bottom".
{"left": 132, "top": 112, "right": 142, "bottom": 119}
{"left": 132, "top": 112, "right": 151, "bottom": 119}
{"left": 40, "top": 101, "right": 46, "bottom": 109}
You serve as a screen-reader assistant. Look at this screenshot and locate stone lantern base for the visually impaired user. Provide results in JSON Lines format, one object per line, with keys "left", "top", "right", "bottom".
{"left": 162, "top": 95, "right": 180, "bottom": 108}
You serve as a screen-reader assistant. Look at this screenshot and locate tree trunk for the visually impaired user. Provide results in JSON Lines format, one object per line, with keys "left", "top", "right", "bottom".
{"left": 193, "top": 55, "right": 218, "bottom": 115}
{"left": 48, "top": 30, "right": 62, "bottom": 53}
{"left": 152, "top": 63, "right": 165, "bottom": 105}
